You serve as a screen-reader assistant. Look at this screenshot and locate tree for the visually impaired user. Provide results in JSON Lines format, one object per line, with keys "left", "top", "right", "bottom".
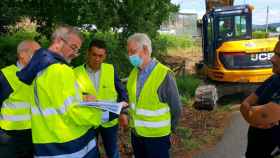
{"left": 0, "top": 0, "right": 178, "bottom": 76}
{"left": 1, "top": 0, "right": 178, "bottom": 37}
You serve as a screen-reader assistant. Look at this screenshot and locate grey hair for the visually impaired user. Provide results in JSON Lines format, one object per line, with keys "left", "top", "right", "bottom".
{"left": 17, "top": 40, "right": 39, "bottom": 55}
{"left": 51, "top": 25, "right": 83, "bottom": 42}
{"left": 127, "top": 33, "right": 152, "bottom": 55}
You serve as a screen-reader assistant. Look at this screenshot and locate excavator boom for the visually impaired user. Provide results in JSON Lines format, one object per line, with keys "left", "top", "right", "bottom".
{"left": 205, "top": 0, "right": 234, "bottom": 11}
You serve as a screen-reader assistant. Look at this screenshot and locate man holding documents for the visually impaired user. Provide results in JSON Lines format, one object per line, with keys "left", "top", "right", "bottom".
{"left": 126, "top": 33, "right": 181, "bottom": 158}
{"left": 74, "top": 39, "right": 128, "bottom": 158}
{"left": 17, "top": 25, "right": 113, "bottom": 158}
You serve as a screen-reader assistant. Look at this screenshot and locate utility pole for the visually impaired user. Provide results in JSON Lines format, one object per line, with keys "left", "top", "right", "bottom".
{"left": 265, "top": 5, "right": 269, "bottom": 33}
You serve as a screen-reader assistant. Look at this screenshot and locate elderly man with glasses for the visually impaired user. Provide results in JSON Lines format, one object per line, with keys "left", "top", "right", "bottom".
{"left": 16, "top": 25, "right": 119, "bottom": 158}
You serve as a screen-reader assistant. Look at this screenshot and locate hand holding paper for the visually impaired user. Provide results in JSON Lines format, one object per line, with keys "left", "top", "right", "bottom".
{"left": 80, "top": 101, "right": 124, "bottom": 114}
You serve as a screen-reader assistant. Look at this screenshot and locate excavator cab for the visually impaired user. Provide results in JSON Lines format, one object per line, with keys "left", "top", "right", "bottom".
{"left": 195, "top": 4, "right": 278, "bottom": 110}
{"left": 201, "top": 4, "right": 277, "bottom": 83}
{"left": 203, "top": 5, "right": 253, "bottom": 69}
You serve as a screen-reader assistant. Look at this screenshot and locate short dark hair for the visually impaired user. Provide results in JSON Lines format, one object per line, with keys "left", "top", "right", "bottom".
{"left": 88, "top": 39, "right": 107, "bottom": 53}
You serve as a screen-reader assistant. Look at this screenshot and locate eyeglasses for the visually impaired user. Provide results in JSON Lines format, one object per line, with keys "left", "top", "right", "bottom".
{"left": 61, "top": 38, "right": 80, "bottom": 54}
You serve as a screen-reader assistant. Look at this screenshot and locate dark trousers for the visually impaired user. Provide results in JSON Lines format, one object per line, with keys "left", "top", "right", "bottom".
{"left": 246, "top": 126, "right": 280, "bottom": 158}
{"left": 131, "top": 132, "right": 170, "bottom": 158}
{"left": 97, "top": 124, "right": 120, "bottom": 158}
{"left": 0, "top": 129, "right": 33, "bottom": 158}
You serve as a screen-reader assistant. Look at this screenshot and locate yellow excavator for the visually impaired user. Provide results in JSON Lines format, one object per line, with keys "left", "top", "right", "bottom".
{"left": 194, "top": 0, "right": 278, "bottom": 110}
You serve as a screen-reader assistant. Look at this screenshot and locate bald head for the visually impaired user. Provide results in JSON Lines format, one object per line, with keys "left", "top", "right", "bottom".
{"left": 17, "top": 40, "right": 41, "bottom": 67}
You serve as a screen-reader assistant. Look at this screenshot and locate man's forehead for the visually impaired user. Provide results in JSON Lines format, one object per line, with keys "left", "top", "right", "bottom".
{"left": 128, "top": 41, "right": 139, "bottom": 48}
{"left": 68, "top": 33, "right": 82, "bottom": 43}
{"left": 31, "top": 42, "right": 40, "bottom": 49}
{"left": 23, "top": 42, "right": 38, "bottom": 51}
{"left": 89, "top": 46, "right": 106, "bottom": 54}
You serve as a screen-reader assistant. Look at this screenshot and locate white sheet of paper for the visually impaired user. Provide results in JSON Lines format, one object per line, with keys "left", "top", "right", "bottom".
{"left": 80, "top": 101, "right": 122, "bottom": 114}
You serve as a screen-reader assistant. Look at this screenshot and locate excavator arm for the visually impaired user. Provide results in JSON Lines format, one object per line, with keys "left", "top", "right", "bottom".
{"left": 205, "top": 0, "right": 234, "bottom": 11}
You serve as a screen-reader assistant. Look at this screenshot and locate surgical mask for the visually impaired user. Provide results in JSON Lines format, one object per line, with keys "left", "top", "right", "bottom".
{"left": 129, "top": 54, "right": 143, "bottom": 67}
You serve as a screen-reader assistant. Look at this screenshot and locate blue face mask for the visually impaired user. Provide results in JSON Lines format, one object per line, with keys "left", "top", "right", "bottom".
{"left": 129, "top": 54, "right": 143, "bottom": 67}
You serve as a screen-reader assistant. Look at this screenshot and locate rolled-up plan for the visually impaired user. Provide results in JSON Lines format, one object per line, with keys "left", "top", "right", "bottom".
{"left": 80, "top": 101, "right": 122, "bottom": 114}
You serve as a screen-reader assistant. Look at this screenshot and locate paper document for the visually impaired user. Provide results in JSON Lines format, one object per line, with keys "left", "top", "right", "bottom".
{"left": 80, "top": 101, "right": 122, "bottom": 114}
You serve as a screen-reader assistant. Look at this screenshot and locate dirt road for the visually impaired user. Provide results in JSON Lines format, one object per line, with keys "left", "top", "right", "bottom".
{"left": 194, "top": 111, "right": 248, "bottom": 158}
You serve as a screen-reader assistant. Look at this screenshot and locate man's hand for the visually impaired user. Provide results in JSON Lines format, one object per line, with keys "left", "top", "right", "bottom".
{"left": 120, "top": 101, "right": 129, "bottom": 108}
{"left": 170, "top": 133, "right": 179, "bottom": 145}
{"left": 240, "top": 102, "right": 251, "bottom": 112}
{"left": 240, "top": 101, "right": 252, "bottom": 123}
{"left": 82, "top": 94, "right": 96, "bottom": 102}
{"left": 119, "top": 114, "right": 129, "bottom": 128}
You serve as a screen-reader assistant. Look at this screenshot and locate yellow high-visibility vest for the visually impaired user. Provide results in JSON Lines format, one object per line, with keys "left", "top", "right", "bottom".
{"left": 74, "top": 63, "right": 118, "bottom": 128}
{"left": 32, "top": 63, "right": 102, "bottom": 157}
{"left": 1, "top": 65, "right": 32, "bottom": 130}
{"left": 127, "top": 62, "right": 171, "bottom": 137}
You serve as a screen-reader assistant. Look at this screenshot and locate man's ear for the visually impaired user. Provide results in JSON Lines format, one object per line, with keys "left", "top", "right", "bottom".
{"left": 53, "top": 38, "right": 64, "bottom": 50}
{"left": 18, "top": 52, "right": 24, "bottom": 60}
{"left": 143, "top": 45, "right": 150, "bottom": 56}
{"left": 104, "top": 51, "right": 107, "bottom": 59}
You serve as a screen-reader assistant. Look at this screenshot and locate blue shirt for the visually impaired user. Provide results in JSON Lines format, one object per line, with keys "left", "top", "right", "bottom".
{"left": 136, "top": 59, "right": 157, "bottom": 99}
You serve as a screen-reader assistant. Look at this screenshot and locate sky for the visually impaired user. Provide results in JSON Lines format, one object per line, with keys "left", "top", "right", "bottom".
{"left": 171, "top": 0, "right": 280, "bottom": 25}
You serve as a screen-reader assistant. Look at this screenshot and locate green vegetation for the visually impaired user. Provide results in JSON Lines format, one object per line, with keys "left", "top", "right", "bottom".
{"left": 176, "top": 75, "right": 202, "bottom": 104}
{"left": 162, "top": 35, "right": 201, "bottom": 56}
{"left": 252, "top": 31, "right": 269, "bottom": 39}
{"left": 176, "top": 127, "right": 199, "bottom": 150}
{"left": 0, "top": 28, "right": 197, "bottom": 77}
{"left": 0, "top": 0, "right": 179, "bottom": 77}
{"left": 158, "top": 34, "right": 194, "bottom": 49}
{"left": 1, "top": 0, "right": 178, "bottom": 39}
{"left": 0, "top": 30, "right": 42, "bottom": 68}
{"left": 176, "top": 125, "right": 220, "bottom": 151}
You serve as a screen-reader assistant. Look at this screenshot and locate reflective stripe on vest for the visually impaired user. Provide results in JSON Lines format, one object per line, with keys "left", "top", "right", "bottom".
{"left": 0, "top": 114, "right": 30, "bottom": 122}
{"left": 127, "top": 62, "right": 171, "bottom": 137}
{"left": 134, "top": 120, "right": 170, "bottom": 128}
{"left": 135, "top": 107, "right": 170, "bottom": 116}
{"left": 31, "top": 63, "right": 101, "bottom": 157}
{"left": 74, "top": 63, "right": 118, "bottom": 128}
{"left": 34, "top": 127, "right": 97, "bottom": 158}
{"left": 2, "top": 102, "right": 30, "bottom": 109}
{"left": 32, "top": 73, "right": 81, "bottom": 117}
{"left": 32, "top": 96, "right": 76, "bottom": 116}
{"left": 0, "top": 65, "right": 32, "bottom": 130}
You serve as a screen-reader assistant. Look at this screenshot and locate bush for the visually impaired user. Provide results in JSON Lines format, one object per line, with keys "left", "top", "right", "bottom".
{"left": 252, "top": 31, "right": 269, "bottom": 39}
{"left": 0, "top": 30, "right": 131, "bottom": 77}
{"left": 157, "top": 34, "right": 194, "bottom": 49}
{"left": 0, "top": 30, "right": 193, "bottom": 78}
{"left": 0, "top": 30, "right": 39, "bottom": 68}
{"left": 176, "top": 75, "right": 202, "bottom": 104}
